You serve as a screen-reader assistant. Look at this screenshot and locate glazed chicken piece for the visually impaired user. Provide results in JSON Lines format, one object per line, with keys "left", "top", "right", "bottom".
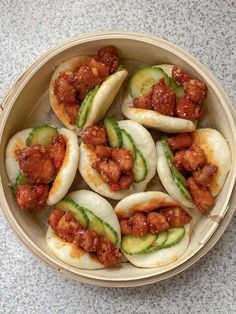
{"left": 172, "top": 66, "right": 190, "bottom": 84}
{"left": 96, "top": 238, "right": 121, "bottom": 267}
{"left": 176, "top": 96, "right": 203, "bottom": 120}
{"left": 74, "top": 65, "right": 101, "bottom": 100}
{"left": 92, "top": 159, "right": 121, "bottom": 183}
{"left": 120, "top": 219, "right": 132, "bottom": 235}
{"left": 146, "top": 212, "right": 169, "bottom": 234}
{"left": 183, "top": 145, "right": 207, "bottom": 172}
{"left": 54, "top": 72, "right": 77, "bottom": 103}
{"left": 160, "top": 206, "right": 192, "bottom": 228}
{"left": 94, "top": 145, "right": 113, "bottom": 159}
{"left": 183, "top": 79, "right": 208, "bottom": 103}
{"left": 81, "top": 125, "right": 107, "bottom": 146}
{"left": 97, "top": 45, "right": 119, "bottom": 74}
{"left": 167, "top": 133, "right": 193, "bottom": 151}
{"left": 48, "top": 208, "right": 65, "bottom": 230}
{"left": 88, "top": 57, "right": 110, "bottom": 80}
{"left": 48, "top": 134, "right": 66, "bottom": 172}
{"left": 16, "top": 145, "right": 55, "bottom": 184}
{"left": 15, "top": 184, "right": 49, "bottom": 211}
{"left": 187, "top": 177, "right": 214, "bottom": 213}
{"left": 111, "top": 148, "right": 133, "bottom": 172}
{"left": 173, "top": 150, "right": 187, "bottom": 172}
{"left": 74, "top": 229, "right": 100, "bottom": 252}
{"left": 130, "top": 212, "right": 148, "bottom": 237}
{"left": 193, "top": 164, "right": 218, "bottom": 187}
{"left": 151, "top": 78, "right": 176, "bottom": 116}
{"left": 133, "top": 92, "right": 153, "bottom": 110}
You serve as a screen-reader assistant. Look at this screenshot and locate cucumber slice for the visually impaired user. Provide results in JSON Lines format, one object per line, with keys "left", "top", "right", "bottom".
{"left": 26, "top": 125, "right": 58, "bottom": 146}
{"left": 144, "top": 231, "right": 168, "bottom": 253}
{"left": 122, "top": 233, "right": 156, "bottom": 255}
{"left": 121, "top": 129, "right": 136, "bottom": 159}
{"left": 130, "top": 67, "right": 170, "bottom": 99}
{"left": 170, "top": 77, "right": 184, "bottom": 98}
{"left": 76, "top": 84, "right": 100, "bottom": 128}
{"left": 104, "top": 118, "right": 123, "bottom": 148}
{"left": 103, "top": 221, "right": 119, "bottom": 245}
{"left": 84, "top": 209, "right": 105, "bottom": 236}
{"left": 162, "top": 227, "right": 185, "bottom": 248}
{"left": 56, "top": 199, "right": 89, "bottom": 228}
{"left": 133, "top": 149, "right": 148, "bottom": 183}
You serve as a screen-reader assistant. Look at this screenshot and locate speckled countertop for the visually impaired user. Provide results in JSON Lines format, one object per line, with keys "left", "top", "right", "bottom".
{"left": 0, "top": 0, "right": 236, "bottom": 313}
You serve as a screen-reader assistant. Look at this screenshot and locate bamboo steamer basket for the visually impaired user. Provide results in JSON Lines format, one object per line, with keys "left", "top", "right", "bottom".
{"left": 0, "top": 31, "right": 235, "bottom": 287}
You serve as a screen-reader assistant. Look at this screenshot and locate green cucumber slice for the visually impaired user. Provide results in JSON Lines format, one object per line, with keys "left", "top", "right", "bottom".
{"left": 56, "top": 199, "right": 89, "bottom": 228}
{"left": 133, "top": 149, "right": 148, "bottom": 183}
{"left": 162, "top": 227, "right": 185, "bottom": 248}
{"left": 121, "top": 233, "right": 156, "bottom": 255}
{"left": 169, "top": 77, "right": 184, "bottom": 98}
{"left": 103, "top": 221, "right": 119, "bottom": 245}
{"left": 76, "top": 84, "right": 100, "bottom": 128}
{"left": 104, "top": 118, "right": 123, "bottom": 148}
{"left": 121, "top": 129, "right": 136, "bottom": 159}
{"left": 144, "top": 231, "right": 168, "bottom": 253}
{"left": 130, "top": 67, "right": 170, "bottom": 99}
{"left": 84, "top": 209, "right": 105, "bottom": 236}
{"left": 26, "top": 125, "right": 58, "bottom": 146}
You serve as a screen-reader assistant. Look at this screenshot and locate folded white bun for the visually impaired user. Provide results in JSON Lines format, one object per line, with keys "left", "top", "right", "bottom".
{"left": 50, "top": 56, "right": 128, "bottom": 133}
{"left": 5, "top": 127, "right": 79, "bottom": 206}
{"left": 79, "top": 120, "right": 157, "bottom": 200}
{"left": 156, "top": 128, "right": 231, "bottom": 208}
{"left": 122, "top": 64, "right": 196, "bottom": 133}
{"left": 46, "top": 190, "right": 121, "bottom": 269}
{"left": 115, "top": 191, "right": 190, "bottom": 268}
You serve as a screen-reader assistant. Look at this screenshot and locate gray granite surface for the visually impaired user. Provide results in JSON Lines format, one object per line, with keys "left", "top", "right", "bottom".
{"left": 0, "top": 0, "right": 236, "bottom": 313}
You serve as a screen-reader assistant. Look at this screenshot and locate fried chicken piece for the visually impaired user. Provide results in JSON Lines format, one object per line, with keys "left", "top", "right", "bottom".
{"left": 193, "top": 164, "right": 218, "bottom": 187}
{"left": 16, "top": 145, "right": 55, "bottom": 184}
{"left": 160, "top": 206, "right": 192, "bottom": 227}
{"left": 120, "top": 219, "right": 132, "bottom": 235}
{"left": 167, "top": 133, "right": 193, "bottom": 151}
{"left": 172, "top": 66, "right": 190, "bottom": 84}
{"left": 74, "top": 229, "right": 100, "bottom": 252}
{"left": 183, "top": 145, "right": 207, "bottom": 172}
{"left": 48, "top": 134, "right": 66, "bottom": 172}
{"left": 173, "top": 150, "right": 187, "bottom": 172}
{"left": 97, "top": 46, "right": 119, "bottom": 74}
{"left": 146, "top": 212, "right": 169, "bottom": 234}
{"left": 151, "top": 78, "right": 176, "bottom": 116}
{"left": 96, "top": 238, "right": 121, "bottom": 267}
{"left": 131, "top": 212, "right": 148, "bottom": 237}
{"left": 92, "top": 159, "right": 121, "bottom": 183}
{"left": 183, "top": 79, "right": 208, "bottom": 103}
{"left": 133, "top": 92, "right": 153, "bottom": 110}
{"left": 81, "top": 125, "right": 107, "bottom": 146}
{"left": 94, "top": 145, "right": 112, "bottom": 159}
{"left": 112, "top": 148, "right": 133, "bottom": 172}
{"left": 48, "top": 208, "right": 65, "bottom": 230}
{"left": 187, "top": 177, "right": 214, "bottom": 213}
{"left": 54, "top": 72, "right": 77, "bottom": 103}
{"left": 176, "top": 96, "right": 203, "bottom": 120}
{"left": 74, "top": 66, "right": 101, "bottom": 100}
{"left": 15, "top": 184, "right": 49, "bottom": 211}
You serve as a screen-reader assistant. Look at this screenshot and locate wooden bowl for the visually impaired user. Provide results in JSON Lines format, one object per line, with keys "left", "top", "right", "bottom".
{"left": 0, "top": 31, "right": 235, "bottom": 287}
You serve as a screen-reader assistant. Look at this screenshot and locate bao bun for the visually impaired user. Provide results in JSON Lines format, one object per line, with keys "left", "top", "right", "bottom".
{"left": 156, "top": 128, "right": 231, "bottom": 208}
{"left": 115, "top": 191, "right": 190, "bottom": 268}
{"left": 50, "top": 56, "right": 128, "bottom": 133}
{"left": 46, "top": 190, "right": 121, "bottom": 269}
{"left": 79, "top": 120, "right": 157, "bottom": 200}
{"left": 5, "top": 127, "right": 79, "bottom": 206}
{"left": 122, "top": 64, "right": 197, "bottom": 133}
